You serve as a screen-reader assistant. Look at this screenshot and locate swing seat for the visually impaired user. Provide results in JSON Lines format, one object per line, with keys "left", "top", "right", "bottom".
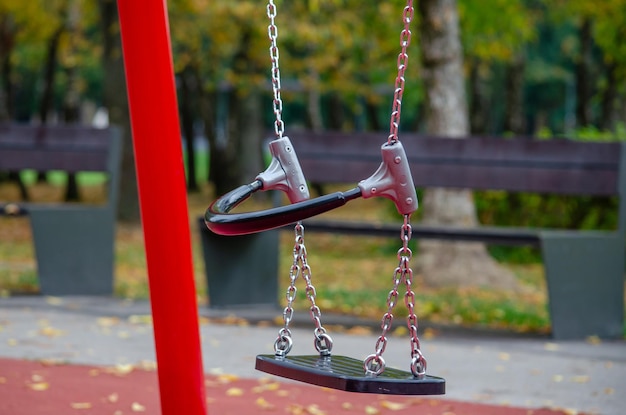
{"left": 256, "top": 354, "right": 445, "bottom": 395}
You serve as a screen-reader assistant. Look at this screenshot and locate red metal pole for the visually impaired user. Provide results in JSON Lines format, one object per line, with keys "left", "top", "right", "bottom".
{"left": 117, "top": 1, "right": 207, "bottom": 414}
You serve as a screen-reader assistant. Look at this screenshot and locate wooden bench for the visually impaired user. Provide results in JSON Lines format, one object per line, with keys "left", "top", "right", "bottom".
{"left": 0, "top": 123, "right": 122, "bottom": 296}
{"left": 287, "top": 131, "right": 626, "bottom": 340}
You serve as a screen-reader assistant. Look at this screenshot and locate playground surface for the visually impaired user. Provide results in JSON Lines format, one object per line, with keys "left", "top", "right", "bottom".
{"left": 0, "top": 296, "right": 624, "bottom": 415}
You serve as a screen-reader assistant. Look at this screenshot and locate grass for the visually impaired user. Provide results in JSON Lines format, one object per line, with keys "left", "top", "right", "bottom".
{"left": 0, "top": 177, "right": 609, "bottom": 336}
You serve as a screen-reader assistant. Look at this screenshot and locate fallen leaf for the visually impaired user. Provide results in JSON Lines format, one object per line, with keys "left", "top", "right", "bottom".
{"left": 226, "top": 387, "right": 244, "bottom": 396}
{"left": 287, "top": 403, "right": 305, "bottom": 414}
{"left": 39, "top": 326, "right": 65, "bottom": 338}
{"left": 552, "top": 375, "right": 564, "bottom": 383}
{"left": 128, "top": 315, "right": 152, "bottom": 325}
{"left": 217, "top": 373, "right": 239, "bottom": 384}
{"left": 131, "top": 402, "right": 146, "bottom": 412}
{"left": 586, "top": 335, "right": 601, "bottom": 345}
{"left": 7, "top": 338, "right": 18, "bottom": 346}
{"left": 109, "top": 364, "right": 134, "bottom": 376}
{"left": 365, "top": 405, "right": 380, "bottom": 414}
{"left": 544, "top": 343, "right": 560, "bottom": 351}
{"left": 0, "top": 377, "right": 7, "bottom": 384}
{"left": 252, "top": 382, "right": 280, "bottom": 393}
{"left": 341, "top": 402, "right": 353, "bottom": 410}
{"left": 604, "top": 388, "right": 614, "bottom": 395}
{"left": 380, "top": 400, "right": 407, "bottom": 410}
{"left": 70, "top": 402, "right": 92, "bottom": 409}
{"left": 255, "top": 397, "right": 274, "bottom": 410}
{"left": 29, "top": 382, "right": 49, "bottom": 391}
{"left": 117, "top": 331, "right": 130, "bottom": 339}
{"left": 45, "top": 296, "right": 63, "bottom": 306}
{"left": 498, "top": 352, "right": 510, "bottom": 361}
{"left": 108, "top": 393, "right": 119, "bottom": 403}
{"left": 306, "top": 404, "right": 326, "bottom": 415}
{"left": 571, "top": 375, "right": 589, "bottom": 383}
{"left": 97, "top": 317, "right": 120, "bottom": 327}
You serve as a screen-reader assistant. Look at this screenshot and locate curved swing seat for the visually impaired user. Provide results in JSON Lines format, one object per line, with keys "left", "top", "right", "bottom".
{"left": 256, "top": 354, "right": 445, "bottom": 395}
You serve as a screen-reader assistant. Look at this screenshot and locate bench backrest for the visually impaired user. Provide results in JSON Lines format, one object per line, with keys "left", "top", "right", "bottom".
{"left": 289, "top": 131, "right": 626, "bottom": 231}
{"left": 0, "top": 123, "right": 123, "bottom": 209}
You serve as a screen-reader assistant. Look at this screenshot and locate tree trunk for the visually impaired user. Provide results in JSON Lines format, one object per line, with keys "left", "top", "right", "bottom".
{"left": 100, "top": 0, "right": 139, "bottom": 223}
{"left": 575, "top": 18, "right": 594, "bottom": 128}
{"left": 504, "top": 52, "right": 526, "bottom": 135}
{"left": 179, "top": 67, "right": 198, "bottom": 192}
{"left": 468, "top": 57, "right": 490, "bottom": 134}
{"left": 417, "top": 0, "right": 518, "bottom": 290}
{"left": 63, "top": 0, "right": 80, "bottom": 202}
{"left": 209, "top": 29, "right": 264, "bottom": 197}
{"left": 599, "top": 61, "right": 617, "bottom": 131}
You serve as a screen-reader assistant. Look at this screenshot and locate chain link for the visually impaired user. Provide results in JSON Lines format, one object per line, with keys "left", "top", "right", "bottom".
{"left": 267, "top": 0, "right": 285, "bottom": 139}
{"left": 388, "top": 0, "right": 414, "bottom": 145}
{"left": 365, "top": 214, "right": 426, "bottom": 378}
{"left": 274, "top": 223, "right": 333, "bottom": 357}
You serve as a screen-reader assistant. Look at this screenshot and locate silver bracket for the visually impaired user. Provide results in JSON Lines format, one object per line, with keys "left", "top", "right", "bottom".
{"left": 256, "top": 136, "right": 310, "bottom": 204}
{"left": 358, "top": 141, "right": 418, "bottom": 215}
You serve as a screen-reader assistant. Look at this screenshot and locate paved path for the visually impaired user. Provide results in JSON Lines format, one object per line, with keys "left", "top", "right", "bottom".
{"left": 0, "top": 296, "right": 624, "bottom": 414}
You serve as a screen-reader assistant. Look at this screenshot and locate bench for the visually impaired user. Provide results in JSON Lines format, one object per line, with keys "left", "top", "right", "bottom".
{"left": 287, "top": 131, "right": 626, "bottom": 340}
{"left": 0, "top": 123, "right": 122, "bottom": 296}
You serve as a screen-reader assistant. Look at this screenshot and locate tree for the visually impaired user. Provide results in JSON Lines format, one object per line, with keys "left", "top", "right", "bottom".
{"left": 416, "top": 0, "right": 519, "bottom": 289}
{"left": 99, "top": 0, "right": 139, "bottom": 222}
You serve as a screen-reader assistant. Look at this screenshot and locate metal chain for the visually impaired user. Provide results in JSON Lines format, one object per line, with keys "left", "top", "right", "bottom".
{"left": 364, "top": 215, "right": 426, "bottom": 378}
{"left": 274, "top": 223, "right": 333, "bottom": 357}
{"left": 267, "top": 0, "right": 285, "bottom": 139}
{"left": 388, "top": 0, "right": 414, "bottom": 145}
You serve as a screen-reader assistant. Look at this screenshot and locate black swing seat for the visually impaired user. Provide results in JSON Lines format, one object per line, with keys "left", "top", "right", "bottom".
{"left": 256, "top": 354, "right": 445, "bottom": 395}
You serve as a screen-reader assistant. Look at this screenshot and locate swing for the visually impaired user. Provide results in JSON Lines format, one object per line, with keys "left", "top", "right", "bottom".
{"left": 205, "top": 0, "right": 445, "bottom": 396}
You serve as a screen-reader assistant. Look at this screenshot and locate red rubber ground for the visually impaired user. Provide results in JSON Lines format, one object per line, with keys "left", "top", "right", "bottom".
{"left": 0, "top": 358, "right": 582, "bottom": 415}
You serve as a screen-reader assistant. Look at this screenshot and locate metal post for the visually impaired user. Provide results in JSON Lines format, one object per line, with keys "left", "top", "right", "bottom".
{"left": 117, "top": 1, "right": 207, "bottom": 414}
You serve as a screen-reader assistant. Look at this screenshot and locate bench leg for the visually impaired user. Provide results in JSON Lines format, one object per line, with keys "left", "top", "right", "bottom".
{"left": 29, "top": 208, "right": 115, "bottom": 296}
{"left": 198, "top": 218, "right": 279, "bottom": 309}
{"left": 540, "top": 232, "right": 624, "bottom": 340}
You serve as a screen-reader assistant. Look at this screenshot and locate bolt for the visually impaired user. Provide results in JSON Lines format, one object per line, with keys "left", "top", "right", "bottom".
{"left": 371, "top": 187, "right": 377, "bottom": 193}
{"left": 394, "top": 156, "right": 402, "bottom": 164}
{"left": 406, "top": 197, "right": 413, "bottom": 204}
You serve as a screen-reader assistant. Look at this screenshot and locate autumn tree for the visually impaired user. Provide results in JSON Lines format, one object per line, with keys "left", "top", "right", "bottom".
{"left": 416, "top": 0, "right": 519, "bottom": 289}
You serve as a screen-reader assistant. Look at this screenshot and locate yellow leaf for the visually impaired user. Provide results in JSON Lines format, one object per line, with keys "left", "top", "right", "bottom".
{"left": 604, "top": 388, "right": 614, "bottom": 395}
{"left": 380, "top": 400, "right": 407, "bottom": 410}
{"left": 341, "top": 402, "right": 353, "bottom": 410}
{"left": 70, "top": 402, "right": 92, "bottom": 409}
{"left": 586, "top": 335, "right": 601, "bottom": 345}
{"left": 108, "top": 393, "right": 119, "bottom": 403}
{"left": 544, "top": 343, "right": 560, "bottom": 351}
{"left": 110, "top": 364, "right": 134, "bottom": 376}
{"left": 45, "top": 296, "right": 64, "bottom": 306}
{"left": 29, "top": 382, "right": 49, "bottom": 391}
{"left": 572, "top": 375, "right": 589, "bottom": 383}
{"left": 226, "top": 387, "right": 244, "bottom": 396}
{"left": 307, "top": 404, "right": 326, "bottom": 415}
{"left": 255, "top": 397, "right": 274, "bottom": 409}
{"left": 97, "top": 317, "right": 120, "bottom": 327}
{"left": 498, "top": 352, "right": 510, "bottom": 361}
{"left": 131, "top": 402, "right": 146, "bottom": 412}
{"left": 128, "top": 315, "right": 153, "bottom": 325}
{"left": 552, "top": 375, "right": 564, "bottom": 383}
{"left": 365, "top": 405, "right": 380, "bottom": 414}
{"left": 217, "top": 373, "right": 239, "bottom": 383}
{"left": 7, "top": 338, "right": 18, "bottom": 346}
{"left": 39, "top": 326, "right": 65, "bottom": 338}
